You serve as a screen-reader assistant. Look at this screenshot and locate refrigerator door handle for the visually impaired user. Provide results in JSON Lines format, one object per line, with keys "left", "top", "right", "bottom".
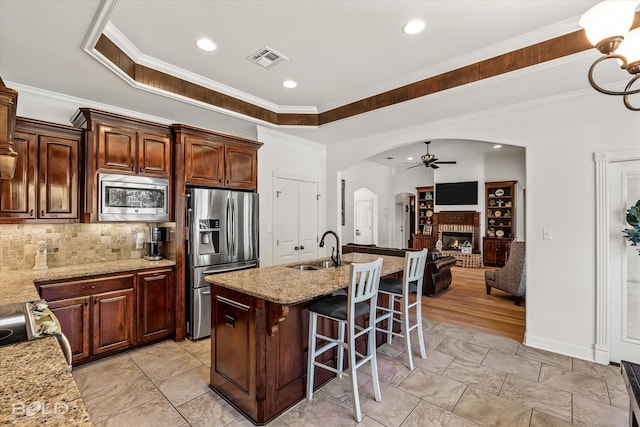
{"left": 226, "top": 197, "right": 232, "bottom": 259}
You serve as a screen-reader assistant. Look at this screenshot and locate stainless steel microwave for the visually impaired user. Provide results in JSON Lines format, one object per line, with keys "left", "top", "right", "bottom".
{"left": 99, "top": 174, "right": 170, "bottom": 222}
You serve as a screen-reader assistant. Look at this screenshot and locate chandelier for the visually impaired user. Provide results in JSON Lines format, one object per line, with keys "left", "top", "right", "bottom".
{"left": 579, "top": 1, "right": 640, "bottom": 110}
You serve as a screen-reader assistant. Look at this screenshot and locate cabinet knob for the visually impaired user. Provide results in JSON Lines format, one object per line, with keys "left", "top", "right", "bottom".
{"left": 41, "top": 210, "right": 44, "bottom": 217}
{"left": 294, "top": 246, "right": 299, "bottom": 251}
{"left": 300, "top": 245, "right": 305, "bottom": 250}
{"left": 84, "top": 300, "right": 88, "bottom": 307}
{"left": 29, "top": 209, "right": 34, "bottom": 217}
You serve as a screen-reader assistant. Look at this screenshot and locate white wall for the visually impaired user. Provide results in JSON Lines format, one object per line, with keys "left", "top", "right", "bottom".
{"left": 325, "top": 90, "right": 640, "bottom": 362}
{"left": 256, "top": 126, "right": 326, "bottom": 266}
{"left": 341, "top": 161, "right": 394, "bottom": 247}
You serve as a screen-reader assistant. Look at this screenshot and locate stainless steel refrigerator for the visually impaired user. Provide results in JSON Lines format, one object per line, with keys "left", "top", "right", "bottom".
{"left": 186, "top": 187, "right": 259, "bottom": 339}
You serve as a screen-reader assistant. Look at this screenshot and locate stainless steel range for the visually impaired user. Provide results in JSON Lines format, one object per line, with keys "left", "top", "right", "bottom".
{"left": 0, "top": 300, "right": 72, "bottom": 370}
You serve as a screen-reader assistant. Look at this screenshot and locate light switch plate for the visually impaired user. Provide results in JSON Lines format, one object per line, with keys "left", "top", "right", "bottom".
{"left": 543, "top": 229, "right": 552, "bottom": 240}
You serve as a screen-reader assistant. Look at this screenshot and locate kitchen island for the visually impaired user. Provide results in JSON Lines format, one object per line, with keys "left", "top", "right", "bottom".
{"left": 204, "top": 252, "right": 405, "bottom": 425}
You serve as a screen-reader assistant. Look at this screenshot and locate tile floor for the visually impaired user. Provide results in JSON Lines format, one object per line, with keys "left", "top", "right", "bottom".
{"left": 72, "top": 317, "right": 630, "bottom": 427}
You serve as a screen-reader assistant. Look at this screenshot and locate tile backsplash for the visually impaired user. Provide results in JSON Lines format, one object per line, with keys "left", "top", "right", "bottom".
{"left": 0, "top": 223, "right": 166, "bottom": 271}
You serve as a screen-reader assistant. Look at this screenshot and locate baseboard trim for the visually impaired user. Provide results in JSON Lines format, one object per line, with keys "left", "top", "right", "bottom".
{"left": 524, "top": 333, "right": 601, "bottom": 364}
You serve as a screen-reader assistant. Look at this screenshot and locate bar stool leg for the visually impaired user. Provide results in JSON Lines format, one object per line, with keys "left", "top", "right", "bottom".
{"left": 369, "top": 316, "right": 382, "bottom": 403}
{"left": 306, "top": 311, "right": 318, "bottom": 400}
{"left": 402, "top": 296, "right": 414, "bottom": 371}
{"left": 337, "top": 322, "right": 345, "bottom": 379}
{"left": 386, "top": 294, "right": 395, "bottom": 344}
{"left": 415, "top": 296, "right": 427, "bottom": 360}
{"left": 347, "top": 321, "right": 362, "bottom": 423}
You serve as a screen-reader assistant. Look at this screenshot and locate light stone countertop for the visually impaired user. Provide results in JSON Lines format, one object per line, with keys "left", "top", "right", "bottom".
{"left": 204, "top": 252, "right": 406, "bottom": 304}
{"left": 0, "top": 258, "right": 176, "bottom": 425}
{"left": 0, "top": 258, "right": 176, "bottom": 306}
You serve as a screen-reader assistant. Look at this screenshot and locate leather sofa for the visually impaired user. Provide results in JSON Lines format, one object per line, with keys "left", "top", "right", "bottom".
{"left": 342, "top": 244, "right": 456, "bottom": 296}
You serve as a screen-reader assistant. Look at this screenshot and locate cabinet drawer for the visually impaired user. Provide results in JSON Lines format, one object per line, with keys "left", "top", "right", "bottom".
{"left": 39, "top": 273, "right": 135, "bottom": 300}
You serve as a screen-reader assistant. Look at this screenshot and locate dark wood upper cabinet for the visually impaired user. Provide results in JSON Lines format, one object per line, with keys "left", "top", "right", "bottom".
{"left": 0, "top": 130, "right": 37, "bottom": 219}
{"left": 184, "top": 135, "right": 225, "bottom": 186}
{"left": 0, "top": 118, "right": 81, "bottom": 223}
{"left": 71, "top": 108, "right": 173, "bottom": 222}
{"left": 38, "top": 135, "right": 79, "bottom": 219}
{"left": 173, "top": 124, "right": 261, "bottom": 190}
{"left": 225, "top": 143, "right": 257, "bottom": 190}
{"left": 97, "top": 123, "right": 137, "bottom": 173}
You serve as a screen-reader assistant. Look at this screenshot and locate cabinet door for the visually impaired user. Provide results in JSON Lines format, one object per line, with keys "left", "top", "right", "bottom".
{"left": 38, "top": 135, "right": 79, "bottom": 219}
{"left": 483, "top": 239, "right": 498, "bottom": 265}
{"left": 92, "top": 288, "right": 135, "bottom": 355}
{"left": 225, "top": 144, "right": 257, "bottom": 190}
{"left": 0, "top": 130, "right": 37, "bottom": 219}
{"left": 138, "top": 131, "right": 171, "bottom": 177}
{"left": 185, "top": 137, "right": 225, "bottom": 186}
{"left": 48, "top": 296, "right": 91, "bottom": 363}
{"left": 137, "top": 269, "right": 174, "bottom": 343}
{"left": 496, "top": 240, "right": 511, "bottom": 266}
{"left": 97, "top": 123, "right": 137, "bottom": 173}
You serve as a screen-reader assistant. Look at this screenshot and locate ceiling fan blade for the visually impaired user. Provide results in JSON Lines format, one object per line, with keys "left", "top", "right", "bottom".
{"left": 431, "top": 157, "right": 439, "bottom": 162}
{"left": 434, "top": 161, "right": 457, "bottom": 164}
{"left": 431, "top": 164, "right": 440, "bottom": 169}
{"left": 406, "top": 164, "right": 423, "bottom": 169}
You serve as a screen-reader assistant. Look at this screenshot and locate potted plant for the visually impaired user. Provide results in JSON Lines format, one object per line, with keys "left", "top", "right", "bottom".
{"left": 488, "top": 227, "right": 496, "bottom": 237}
{"left": 623, "top": 199, "right": 640, "bottom": 254}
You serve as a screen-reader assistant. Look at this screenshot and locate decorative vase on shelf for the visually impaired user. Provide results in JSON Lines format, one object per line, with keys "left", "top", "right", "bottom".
{"left": 461, "top": 241, "right": 473, "bottom": 255}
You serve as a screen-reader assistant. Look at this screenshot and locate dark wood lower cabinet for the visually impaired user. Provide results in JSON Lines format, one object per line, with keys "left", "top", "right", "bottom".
{"left": 92, "top": 288, "right": 135, "bottom": 355}
{"left": 48, "top": 296, "right": 90, "bottom": 363}
{"left": 483, "top": 237, "right": 511, "bottom": 267}
{"left": 38, "top": 266, "right": 175, "bottom": 365}
{"left": 137, "top": 269, "right": 175, "bottom": 343}
{"left": 209, "top": 284, "right": 397, "bottom": 425}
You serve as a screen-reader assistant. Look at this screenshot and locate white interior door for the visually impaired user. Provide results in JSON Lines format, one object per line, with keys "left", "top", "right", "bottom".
{"left": 394, "top": 203, "right": 404, "bottom": 248}
{"left": 355, "top": 199, "right": 373, "bottom": 244}
{"left": 608, "top": 160, "right": 640, "bottom": 363}
{"left": 297, "top": 180, "right": 318, "bottom": 261}
{"left": 274, "top": 176, "right": 318, "bottom": 265}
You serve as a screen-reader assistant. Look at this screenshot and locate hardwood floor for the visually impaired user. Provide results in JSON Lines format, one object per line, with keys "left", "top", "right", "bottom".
{"left": 421, "top": 266, "right": 526, "bottom": 342}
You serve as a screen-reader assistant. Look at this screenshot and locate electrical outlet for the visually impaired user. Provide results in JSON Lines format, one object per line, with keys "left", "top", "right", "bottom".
{"left": 543, "top": 229, "right": 553, "bottom": 240}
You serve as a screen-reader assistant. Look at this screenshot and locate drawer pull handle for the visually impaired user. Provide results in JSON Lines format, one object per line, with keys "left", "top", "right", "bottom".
{"left": 225, "top": 314, "right": 235, "bottom": 327}
{"left": 82, "top": 285, "right": 99, "bottom": 290}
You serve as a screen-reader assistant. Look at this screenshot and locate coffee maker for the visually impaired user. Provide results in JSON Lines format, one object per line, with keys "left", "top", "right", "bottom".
{"left": 143, "top": 224, "right": 163, "bottom": 261}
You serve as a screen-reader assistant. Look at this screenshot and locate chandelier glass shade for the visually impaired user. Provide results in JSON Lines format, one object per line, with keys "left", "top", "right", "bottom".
{"left": 579, "top": 0, "right": 640, "bottom": 110}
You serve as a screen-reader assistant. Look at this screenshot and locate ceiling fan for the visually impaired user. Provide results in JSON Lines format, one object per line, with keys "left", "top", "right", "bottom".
{"left": 407, "top": 141, "right": 457, "bottom": 170}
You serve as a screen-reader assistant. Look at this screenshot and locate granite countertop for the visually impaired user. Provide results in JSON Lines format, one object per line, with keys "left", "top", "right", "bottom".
{"left": 0, "top": 257, "right": 176, "bottom": 425}
{"left": 0, "top": 258, "right": 176, "bottom": 306}
{"left": 204, "top": 252, "right": 405, "bottom": 304}
{"left": 0, "top": 338, "right": 93, "bottom": 425}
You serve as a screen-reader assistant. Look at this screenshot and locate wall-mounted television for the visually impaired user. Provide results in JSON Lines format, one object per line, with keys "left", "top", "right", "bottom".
{"left": 435, "top": 181, "right": 478, "bottom": 205}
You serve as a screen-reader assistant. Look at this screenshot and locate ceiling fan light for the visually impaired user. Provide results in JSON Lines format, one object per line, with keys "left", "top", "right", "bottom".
{"left": 616, "top": 27, "right": 640, "bottom": 71}
{"left": 579, "top": 1, "right": 638, "bottom": 53}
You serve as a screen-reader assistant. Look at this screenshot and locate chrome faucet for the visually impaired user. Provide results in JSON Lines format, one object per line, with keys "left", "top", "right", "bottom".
{"left": 319, "top": 230, "right": 341, "bottom": 267}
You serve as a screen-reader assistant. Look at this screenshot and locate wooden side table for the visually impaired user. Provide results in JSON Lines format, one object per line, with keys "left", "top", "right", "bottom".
{"left": 621, "top": 360, "right": 640, "bottom": 427}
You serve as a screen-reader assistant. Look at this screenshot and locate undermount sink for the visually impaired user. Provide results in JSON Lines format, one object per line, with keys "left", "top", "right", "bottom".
{"left": 288, "top": 260, "right": 336, "bottom": 270}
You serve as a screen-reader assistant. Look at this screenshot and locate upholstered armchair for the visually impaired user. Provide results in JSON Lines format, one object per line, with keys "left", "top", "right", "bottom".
{"left": 485, "top": 241, "right": 526, "bottom": 305}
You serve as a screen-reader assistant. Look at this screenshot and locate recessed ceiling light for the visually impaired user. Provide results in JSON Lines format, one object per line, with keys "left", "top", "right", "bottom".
{"left": 493, "top": 144, "right": 502, "bottom": 149}
{"left": 403, "top": 19, "right": 425, "bottom": 35}
{"left": 282, "top": 80, "right": 297, "bottom": 89}
{"left": 196, "top": 38, "right": 216, "bottom": 52}
{"left": 407, "top": 157, "right": 414, "bottom": 161}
